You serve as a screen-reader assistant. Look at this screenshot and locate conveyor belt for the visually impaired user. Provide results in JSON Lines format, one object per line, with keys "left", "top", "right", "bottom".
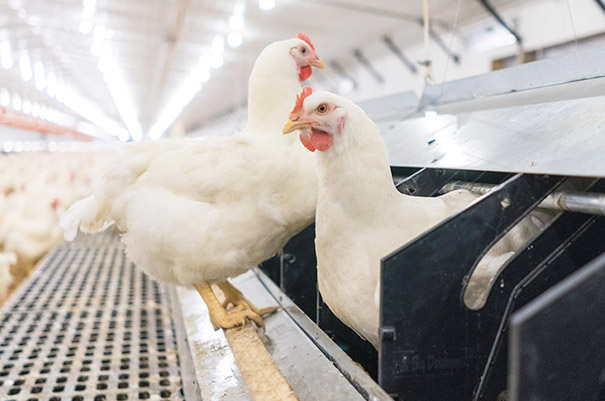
{"left": 0, "top": 233, "right": 183, "bottom": 401}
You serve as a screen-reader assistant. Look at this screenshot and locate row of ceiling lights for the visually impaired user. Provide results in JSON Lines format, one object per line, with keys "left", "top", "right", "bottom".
{"left": 1, "top": 0, "right": 127, "bottom": 140}
{"left": 1, "top": 0, "right": 278, "bottom": 143}
{"left": 1, "top": 140, "right": 111, "bottom": 153}
{"left": 0, "top": 88, "right": 74, "bottom": 127}
{"left": 148, "top": 0, "right": 277, "bottom": 140}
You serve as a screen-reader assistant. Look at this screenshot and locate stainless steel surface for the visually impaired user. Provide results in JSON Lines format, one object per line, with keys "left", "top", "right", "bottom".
{"left": 441, "top": 181, "right": 605, "bottom": 215}
{"left": 382, "top": 77, "right": 605, "bottom": 177}
{"left": 0, "top": 234, "right": 183, "bottom": 400}
{"left": 419, "top": 46, "right": 605, "bottom": 110}
{"left": 359, "top": 90, "right": 419, "bottom": 132}
{"left": 174, "top": 269, "right": 377, "bottom": 401}
{"left": 254, "top": 269, "right": 395, "bottom": 401}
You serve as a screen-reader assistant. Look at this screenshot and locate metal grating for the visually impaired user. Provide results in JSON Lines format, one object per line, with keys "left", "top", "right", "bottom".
{"left": 0, "top": 235, "right": 184, "bottom": 401}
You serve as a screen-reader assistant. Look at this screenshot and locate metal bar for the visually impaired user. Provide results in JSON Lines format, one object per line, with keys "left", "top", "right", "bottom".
{"left": 382, "top": 36, "right": 417, "bottom": 74}
{"left": 418, "top": 46, "right": 605, "bottom": 110}
{"left": 353, "top": 49, "right": 384, "bottom": 83}
{"left": 478, "top": 0, "right": 522, "bottom": 44}
{"left": 428, "top": 27, "right": 460, "bottom": 64}
{"left": 329, "top": 60, "right": 358, "bottom": 89}
{"left": 593, "top": 0, "right": 605, "bottom": 14}
{"left": 254, "top": 269, "right": 394, "bottom": 401}
{"left": 379, "top": 174, "right": 564, "bottom": 400}
{"left": 509, "top": 252, "right": 605, "bottom": 401}
{"left": 0, "top": 107, "right": 91, "bottom": 140}
{"left": 440, "top": 181, "right": 605, "bottom": 215}
{"left": 396, "top": 167, "right": 459, "bottom": 196}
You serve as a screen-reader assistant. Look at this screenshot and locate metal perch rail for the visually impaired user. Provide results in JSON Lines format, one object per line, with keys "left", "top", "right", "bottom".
{"left": 440, "top": 181, "right": 605, "bottom": 215}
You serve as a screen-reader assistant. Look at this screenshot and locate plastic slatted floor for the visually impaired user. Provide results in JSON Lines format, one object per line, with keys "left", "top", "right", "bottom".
{"left": 0, "top": 233, "right": 183, "bottom": 401}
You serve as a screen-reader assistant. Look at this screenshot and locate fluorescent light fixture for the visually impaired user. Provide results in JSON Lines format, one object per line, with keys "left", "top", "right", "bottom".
{"left": 82, "top": 0, "right": 96, "bottom": 20}
{"left": 27, "top": 16, "right": 39, "bottom": 26}
{"left": 3, "top": 142, "right": 13, "bottom": 152}
{"left": 227, "top": 32, "right": 243, "bottom": 48}
{"left": 8, "top": 0, "right": 21, "bottom": 10}
{"left": 11, "top": 93, "right": 22, "bottom": 111}
{"left": 34, "top": 62, "right": 46, "bottom": 90}
{"left": 117, "top": 129, "right": 130, "bottom": 142}
{"left": 212, "top": 35, "right": 225, "bottom": 54}
{"left": 191, "top": 68, "right": 211, "bottom": 83}
{"left": 22, "top": 99, "right": 31, "bottom": 114}
{"left": 0, "top": 41, "right": 13, "bottom": 70}
{"left": 19, "top": 52, "right": 32, "bottom": 81}
{"left": 79, "top": 20, "right": 93, "bottom": 34}
{"left": 14, "top": 141, "right": 23, "bottom": 152}
{"left": 149, "top": 73, "right": 203, "bottom": 140}
{"left": 210, "top": 54, "right": 224, "bottom": 69}
{"left": 93, "top": 24, "right": 106, "bottom": 42}
{"left": 0, "top": 88, "right": 9, "bottom": 107}
{"left": 32, "top": 102, "right": 40, "bottom": 117}
{"left": 259, "top": 0, "right": 275, "bottom": 11}
{"left": 229, "top": 14, "right": 244, "bottom": 30}
{"left": 46, "top": 71, "right": 57, "bottom": 97}
{"left": 337, "top": 78, "right": 354, "bottom": 94}
{"left": 98, "top": 46, "right": 143, "bottom": 141}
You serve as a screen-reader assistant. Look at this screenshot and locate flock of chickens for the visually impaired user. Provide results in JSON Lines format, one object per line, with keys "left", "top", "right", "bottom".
{"left": 0, "top": 33, "right": 543, "bottom": 360}
{"left": 0, "top": 152, "right": 106, "bottom": 303}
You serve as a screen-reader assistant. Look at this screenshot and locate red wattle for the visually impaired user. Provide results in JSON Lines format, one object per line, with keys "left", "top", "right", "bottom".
{"left": 310, "top": 128, "right": 332, "bottom": 151}
{"left": 299, "top": 65, "right": 312, "bottom": 81}
{"left": 299, "top": 133, "right": 316, "bottom": 152}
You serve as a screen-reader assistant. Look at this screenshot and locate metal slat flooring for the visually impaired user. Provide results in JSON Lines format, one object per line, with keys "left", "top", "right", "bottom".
{"left": 0, "top": 232, "right": 184, "bottom": 401}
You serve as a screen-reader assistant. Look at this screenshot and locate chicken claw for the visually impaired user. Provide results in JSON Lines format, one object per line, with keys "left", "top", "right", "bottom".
{"left": 194, "top": 281, "right": 266, "bottom": 330}
{"left": 218, "top": 281, "right": 278, "bottom": 317}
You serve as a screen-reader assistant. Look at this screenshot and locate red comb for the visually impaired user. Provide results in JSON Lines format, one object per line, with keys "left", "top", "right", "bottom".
{"left": 297, "top": 32, "right": 315, "bottom": 51}
{"left": 291, "top": 86, "right": 313, "bottom": 117}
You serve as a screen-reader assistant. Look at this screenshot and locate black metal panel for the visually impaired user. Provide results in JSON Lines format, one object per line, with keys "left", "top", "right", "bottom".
{"left": 259, "top": 254, "right": 280, "bottom": 284}
{"left": 395, "top": 167, "right": 459, "bottom": 196}
{"left": 280, "top": 224, "right": 318, "bottom": 317}
{"left": 475, "top": 212, "right": 605, "bottom": 400}
{"left": 379, "top": 174, "right": 564, "bottom": 401}
{"left": 509, "top": 252, "right": 605, "bottom": 401}
{"left": 318, "top": 294, "right": 379, "bottom": 379}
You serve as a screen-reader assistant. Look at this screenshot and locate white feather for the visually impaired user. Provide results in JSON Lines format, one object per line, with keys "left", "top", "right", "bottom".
{"left": 60, "top": 37, "right": 319, "bottom": 286}
{"left": 309, "top": 92, "right": 552, "bottom": 348}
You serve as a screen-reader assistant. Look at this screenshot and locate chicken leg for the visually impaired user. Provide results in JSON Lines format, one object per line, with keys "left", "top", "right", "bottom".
{"left": 218, "top": 281, "right": 278, "bottom": 317}
{"left": 194, "top": 281, "right": 265, "bottom": 330}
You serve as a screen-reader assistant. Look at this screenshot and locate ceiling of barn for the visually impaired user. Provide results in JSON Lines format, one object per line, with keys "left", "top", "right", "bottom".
{"left": 0, "top": 0, "right": 530, "bottom": 141}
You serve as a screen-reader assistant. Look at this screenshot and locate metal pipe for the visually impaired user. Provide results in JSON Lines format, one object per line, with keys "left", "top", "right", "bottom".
{"left": 440, "top": 181, "right": 605, "bottom": 215}
{"left": 353, "top": 49, "right": 384, "bottom": 83}
{"left": 428, "top": 27, "right": 460, "bottom": 64}
{"left": 329, "top": 60, "right": 358, "bottom": 90}
{"left": 478, "top": 0, "right": 523, "bottom": 44}
{"left": 382, "top": 36, "right": 417, "bottom": 74}
{"left": 0, "top": 107, "right": 90, "bottom": 140}
{"left": 594, "top": 0, "right": 605, "bottom": 14}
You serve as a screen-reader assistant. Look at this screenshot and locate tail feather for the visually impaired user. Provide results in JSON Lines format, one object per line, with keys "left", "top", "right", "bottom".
{"left": 60, "top": 195, "right": 114, "bottom": 241}
{"left": 59, "top": 196, "right": 91, "bottom": 241}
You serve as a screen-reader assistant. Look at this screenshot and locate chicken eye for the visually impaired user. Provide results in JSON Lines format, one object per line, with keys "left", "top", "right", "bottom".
{"left": 316, "top": 104, "right": 328, "bottom": 114}
{"left": 301, "top": 47, "right": 307, "bottom": 54}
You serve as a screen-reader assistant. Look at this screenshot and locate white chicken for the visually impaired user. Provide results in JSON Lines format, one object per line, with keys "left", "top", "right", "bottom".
{"left": 61, "top": 34, "right": 324, "bottom": 329}
{"left": 283, "top": 89, "right": 551, "bottom": 348}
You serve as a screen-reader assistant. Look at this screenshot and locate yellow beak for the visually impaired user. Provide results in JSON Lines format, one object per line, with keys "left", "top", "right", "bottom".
{"left": 282, "top": 118, "right": 317, "bottom": 135}
{"left": 311, "top": 58, "right": 325, "bottom": 69}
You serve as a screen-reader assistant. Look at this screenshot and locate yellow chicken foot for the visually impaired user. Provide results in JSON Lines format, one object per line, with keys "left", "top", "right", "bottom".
{"left": 194, "top": 281, "right": 264, "bottom": 330}
{"left": 218, "top": 281, "right": 278, "bottom": 317}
